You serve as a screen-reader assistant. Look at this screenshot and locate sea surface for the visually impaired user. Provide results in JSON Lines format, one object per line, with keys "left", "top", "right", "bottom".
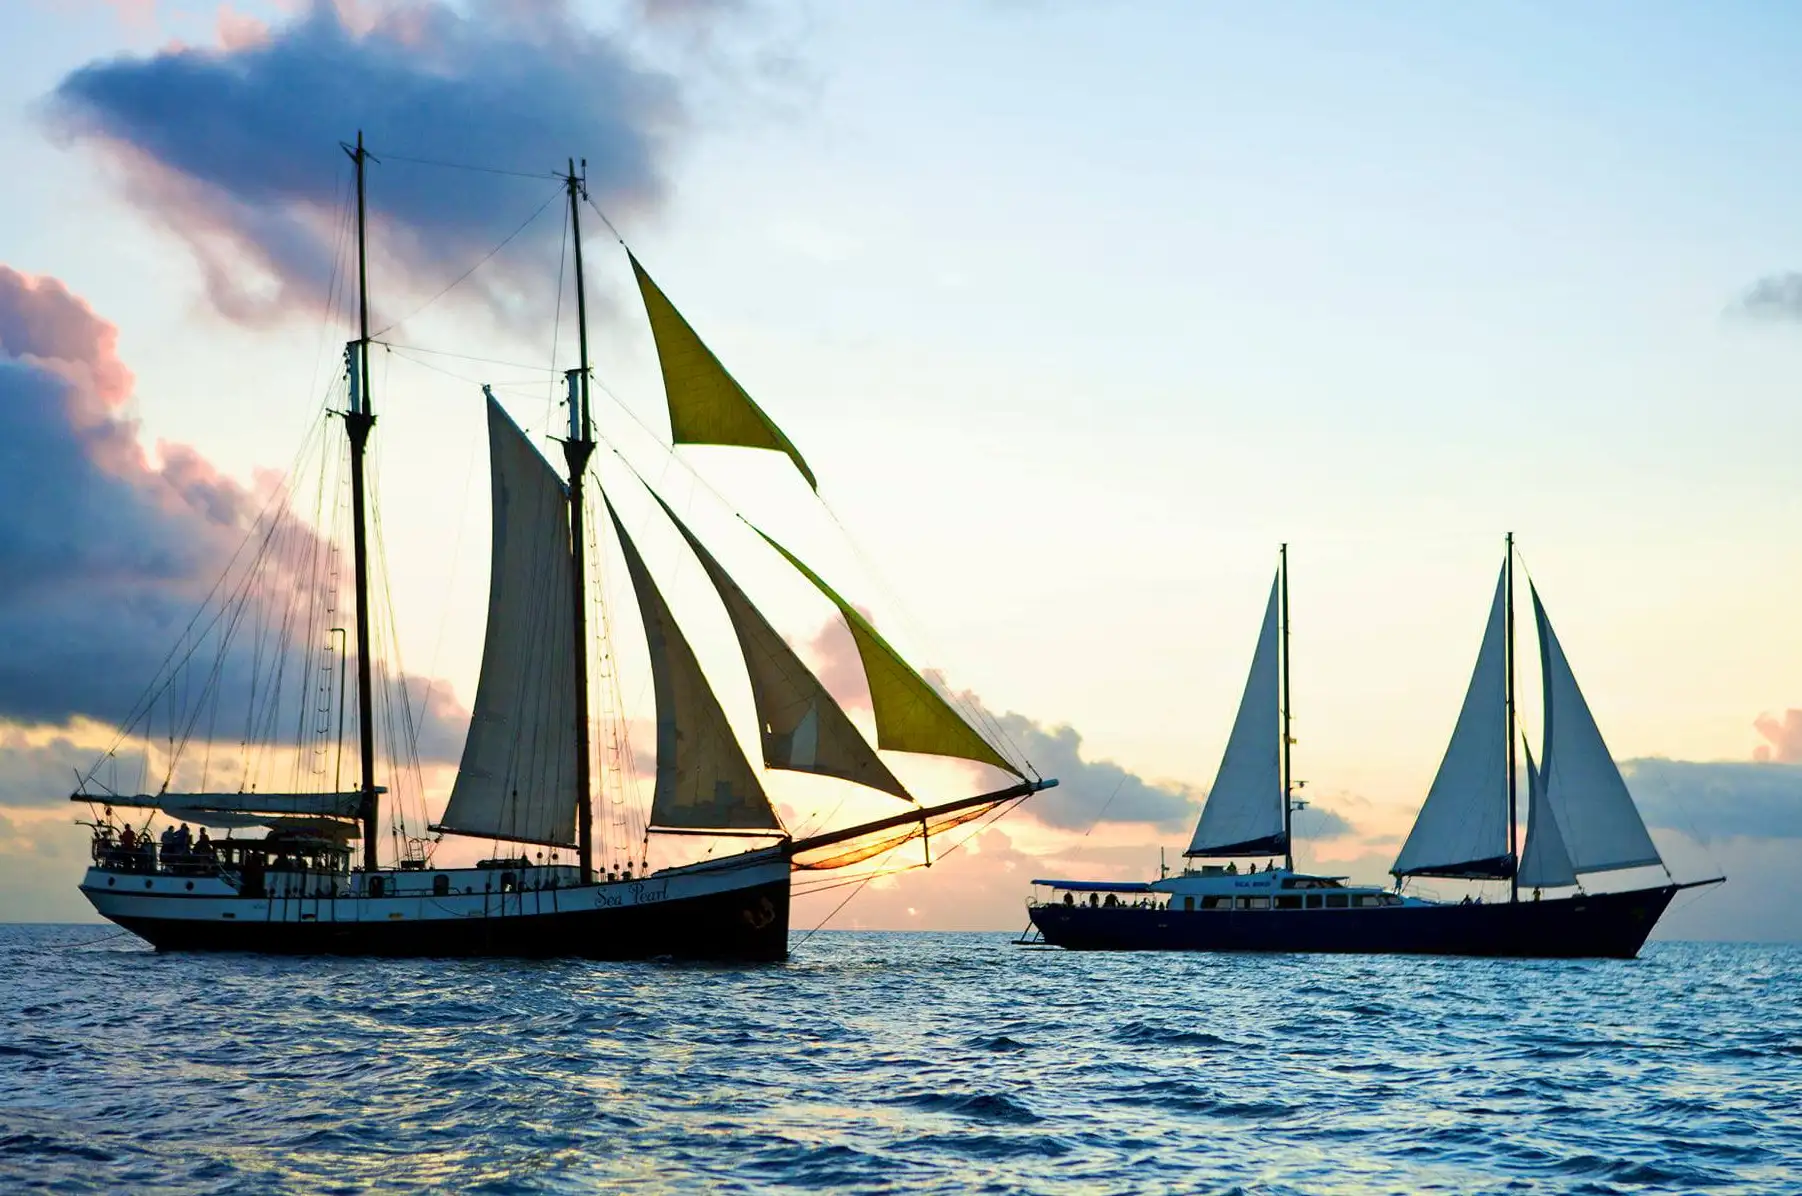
{"left": 2, "top": 927, "right": 1798, "bottom": 1195}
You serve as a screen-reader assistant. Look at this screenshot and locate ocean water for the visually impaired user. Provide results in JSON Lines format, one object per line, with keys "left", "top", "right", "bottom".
{"left": 2, "top": 927, "right": 1798, "bottom": 1195}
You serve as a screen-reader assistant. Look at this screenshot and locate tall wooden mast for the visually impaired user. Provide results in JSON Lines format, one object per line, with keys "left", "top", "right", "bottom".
{"left": 1505, "top": 531, "right": 1518, "bottom": 903}
{"left": 1280, "top": 542, "right": 1294, "bottom": 873}
{"left": 343, "top": 131, "right": 381, "bottom": 872}
{"left": 562, "top": 159, "right": 597, "bottom": 884}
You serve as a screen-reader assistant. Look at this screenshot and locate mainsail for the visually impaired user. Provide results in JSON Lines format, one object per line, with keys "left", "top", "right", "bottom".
{"left": 630, "top": 253, "right": 817, "bottom": 489}
{"left": 1186, "top": 574, "right": 1287, "bottom": 857}
{"left": 649, "top": 495, "right": 912, "bottom": 802}
{"left": 1516, "top": 740, "right": 1577, "bottom": 889}
{"left": 1530, "top": 587, "right": 1663, "bottom": 878}
{"left": 1392, "top": 567, "right": 1514, "bottom": 878}
{"left": 604, "top": 499, "right": 784, "bottom": 833}
{"left": 438, "top": 397, "right": 582, "bottom": 847}
{"left": 754, "top": 530, "right": 1020, "bottom": 777}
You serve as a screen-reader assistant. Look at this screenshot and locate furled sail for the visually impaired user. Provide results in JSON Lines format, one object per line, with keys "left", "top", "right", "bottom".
{"left": 1186, "top": 575, "right": 1287, "bottom": 857}
{"left": 754, "top": 529, "right": 1021, "bottom": 778}
{"left": 438, "top": 398, "right": 582, "bottom": 846}
{"left": 630, "top": 253, "right": 817, "bottom": 490}
{"left": 1531, "top": 587, "right": 1663, "bottom": 877}
{"left": 1516, "top": 740, "right": 1577, "bottom": 889}
{"left": 649, "top": 495, "right": 912, "bottom": 802}
{"left": 605, "top": 499, "right": 783, "bottom": 833}
{"left": 1392, "top": 567, "right": 1514, "bottom": 878}
{"left": 99, "top": 791, "right": 364, "bottom": 818}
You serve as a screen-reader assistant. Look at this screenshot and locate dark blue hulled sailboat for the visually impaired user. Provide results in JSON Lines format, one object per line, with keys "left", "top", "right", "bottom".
{"left": 68, "top": 142, "right": 1052, "bottom": 960}
{"left": 1027, "top": 540, "right": 1720, "bottom": 958}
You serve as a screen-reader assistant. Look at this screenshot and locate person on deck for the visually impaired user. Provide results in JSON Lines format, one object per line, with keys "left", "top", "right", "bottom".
{"left": 176, "top": 824, "right": 193, "bottom": 855}
{"left": 195, "top": 828, "right": 214, "bottom": 858}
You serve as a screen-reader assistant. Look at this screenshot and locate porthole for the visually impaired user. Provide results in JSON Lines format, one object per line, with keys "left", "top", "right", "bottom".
{"left": 185, "top": 881, "right": 195, "bottom": 891}
{"left": 144, "top": 880, "right": 153, "bottom": 889}
{"left": 107, "top": 878, "right": 116, "bottom": 887}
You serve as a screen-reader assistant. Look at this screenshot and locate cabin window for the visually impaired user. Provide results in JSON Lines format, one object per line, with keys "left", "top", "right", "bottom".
{"left": 1324, "top": 893, "right": 1349, "bottom": 909}
{"left": 368, "top": 876, "right": 385, "bottom": 898}
{"left": 500, "top": 872, "right": 517, "bottom": 894}
{"left": 1305, "top": 894, "right": 1322, "bottom": 909}
{"left": 1355, "top": 895, "right": 1382, "bottom": 908}
{"left": 433, "top": 874, "right": 450, "bottom": 897}
{"left": 1202, "top": 895, "right": 1232, "bottom": 910}
{"left": 1275, "top": 895, "right": 1302, "bottom": 910}
{"left": 1237, "top": 896, "right": 1270, "bottom": 910}
{"left": 1183, "top": 896, "right": 1194, "bottom": 911}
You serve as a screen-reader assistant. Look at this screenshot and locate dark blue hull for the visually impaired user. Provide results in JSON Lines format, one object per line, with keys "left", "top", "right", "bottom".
{"left": 1028, "top": 884, "right": 1680, "bottom": 959}
{"left": 110, "top": 876, "right": 792, "bottom": 962}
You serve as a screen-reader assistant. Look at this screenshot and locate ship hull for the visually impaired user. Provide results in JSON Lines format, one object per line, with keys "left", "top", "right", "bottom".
{"left": 1028, "top": 884, "right": 1679, "bottom": 959}
{"left": 82, "top": 854, "right": 792, "bottom": 962}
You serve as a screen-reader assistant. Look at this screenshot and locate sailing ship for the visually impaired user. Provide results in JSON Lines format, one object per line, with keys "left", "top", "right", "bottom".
{"left": 68, "top": 138, "right": 1054, "bottom": 960}
{"left": 1027, "top": 539, "right": 1720, "bottom": 957}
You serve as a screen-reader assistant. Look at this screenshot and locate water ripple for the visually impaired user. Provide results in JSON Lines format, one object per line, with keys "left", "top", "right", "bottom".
{"left": 2, "top": 928, "right": 1799, "bottom": 1193}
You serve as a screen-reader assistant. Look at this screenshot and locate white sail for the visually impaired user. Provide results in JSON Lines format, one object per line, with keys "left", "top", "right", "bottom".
{"left": 1531, "top": 587, "right": 1663, "bottom": 877}
{"left": 604, "top": 500, "right": 783, "bottom": 834}
{"left": 1185, "top": 574, "right": 1286, "bottom": 857}
{"left": 1516, "top": 741, "right": 1577, "bottom": 889}
{"left": 1392, "top": 567, "right": 1513, "bottom": 878}
{"left": 438, "top": 398, "right": 582, "bottom": 847}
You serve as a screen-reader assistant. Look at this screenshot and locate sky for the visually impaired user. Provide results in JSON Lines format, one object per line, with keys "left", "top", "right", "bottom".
{"left": 3, "top": 0, "right": 1801, "bottom": 940}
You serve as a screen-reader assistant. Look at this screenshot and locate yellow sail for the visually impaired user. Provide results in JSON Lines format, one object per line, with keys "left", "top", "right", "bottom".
{"left": 630, "top": 253, "right": 818, "bottom": 490}
{"left": 604, "top": 498, "right": 783, "bottom": 833}
{"left": 650, "top": 495, "right": 912, "bottom": 802}
{"left": 755, "top": 530, "right": 1021, "bottom": 778}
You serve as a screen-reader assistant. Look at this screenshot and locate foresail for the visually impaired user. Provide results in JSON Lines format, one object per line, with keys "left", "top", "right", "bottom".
{"left": 1393, "top": 567, "right": 1513, "bottom": 878}
{"left": 754, "top": 529, "right": 1022, "bottom": 778}
{"left": 1186, "top": 575, "right": 1286, "bottom": 857}
{"left": 605, "top": 499, "right": 783, "bottom": 833}
{"left": 439, "top": 398, "right": 581, "bottom": 847}
{"left": 629, "top": 253, "right": 817, "bottom": 490}
{"left": 1517, "top": 741, "right": 1577, "bottom": 888}
{"left": 1532, "top": 587, "right": 1663, "bottom": 877}
{"left": 650, "top": 495, "right": 911, "bottom": 802}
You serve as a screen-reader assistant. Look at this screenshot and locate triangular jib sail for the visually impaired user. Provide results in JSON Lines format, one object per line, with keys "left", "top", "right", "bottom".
{"left": 1516, "top": 740, "right": 1577, "bottom": 889}
{"left": 604, "top": 499, "right": 784, "bottom": 833}
{"left": 754, "top": 529, "right": 1021, "bottom": 778}
{"left": 1186, "top": 574, "right": 1287, "bottom": 857}
{"left": 649, "top": 495, "right": 912, "bottom": 802}
{"left": 630, "top": 253, "right": 817, "bottom": 490}
{"left": 439, "top": 397, "right": 582, "bottom": 847}
{"left": 1392, "top": 566, "right": 1514, "bottom": 879}
{"left": 1531, "top": 587, "right": 1663, "bottom": 878}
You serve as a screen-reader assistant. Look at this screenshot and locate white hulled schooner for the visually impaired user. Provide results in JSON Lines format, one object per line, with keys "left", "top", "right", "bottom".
{"left": 1028, "top": 539, "right": 1719, "bottom": 957}
{"left": 69, "top": 139, "right": 1054, "bottom": 960}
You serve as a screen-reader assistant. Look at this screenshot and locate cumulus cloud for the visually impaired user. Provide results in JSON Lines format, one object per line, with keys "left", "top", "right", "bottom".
{"left": 1622, "top": 758, "right": 1802, "bottom": 841}
{"left": 47, "top": 0, "right": 687, "bottom": 324}
{"left": 1753, "top": 709, "right": 1802, "bottom": 763}
{"left": 0, "top": 265, "right": 464, "bottom": 769}
{"left": 1730, "top": 272, "right": 1802, "bottom": 323}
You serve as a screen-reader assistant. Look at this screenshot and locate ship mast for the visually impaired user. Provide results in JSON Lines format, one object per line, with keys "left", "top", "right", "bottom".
{"left": 344, "top": 131, "right": 381, "bottom": 872}
{"left": 1505, "top": 531, "right": 1518, "bottom": 903}
{"left": 1281, "top": 542, "right": 1294, "bottom": 873}
{"left": 562, "top": 159, "right": 597, "bottom": 884}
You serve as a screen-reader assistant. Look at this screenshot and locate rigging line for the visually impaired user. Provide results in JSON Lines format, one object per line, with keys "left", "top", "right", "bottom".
{"left": 372, "top": 341, "right": 563, "bottom": 374}
{"left": 370, "top": 182, "right": 564, "bottom": 339}
{"left": 583, "top": 194, "right": 627, "bottom": 246}
{"left": 1079, "top": 775, "right": 1129, "bottom": 839}
{"left": 377, "top": 150, "right": 561, "bottom": 181}
{"left": 546, "top": 211, "right": 568, "bottom": 441}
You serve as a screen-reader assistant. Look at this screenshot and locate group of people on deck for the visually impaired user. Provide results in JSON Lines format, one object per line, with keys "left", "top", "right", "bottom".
{"left": 102, "top": 822, "right": 216, "bottom": 873}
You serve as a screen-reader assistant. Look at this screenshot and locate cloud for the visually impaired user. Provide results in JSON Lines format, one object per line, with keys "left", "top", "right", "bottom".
{"left": 47, "top": 0, "right": 687, "bottom": 324}
{"left": 1753, "top": 709, "right": 1802, "bottom": 763}
{"left": 984, "top": 710, "right": 1198, "bottom": 830}
{"left": 0, "top": 265, "right": 465, "bottom": 771}
{"left": 1622, "top": 758, "right": 1802, "bottom": 841}
{"left": 1730, "top": 272, "right": 1802, "bottom": 323}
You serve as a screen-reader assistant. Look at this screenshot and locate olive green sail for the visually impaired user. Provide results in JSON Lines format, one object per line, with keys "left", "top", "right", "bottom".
{"left": 754, "top": 530, "right": 1021, "bottom": 778}
{"left": 629, "top": 253, "right": 817, "bottom": 490}
{"left": 649, "top": 494, "right": 913, "bottom": 803}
